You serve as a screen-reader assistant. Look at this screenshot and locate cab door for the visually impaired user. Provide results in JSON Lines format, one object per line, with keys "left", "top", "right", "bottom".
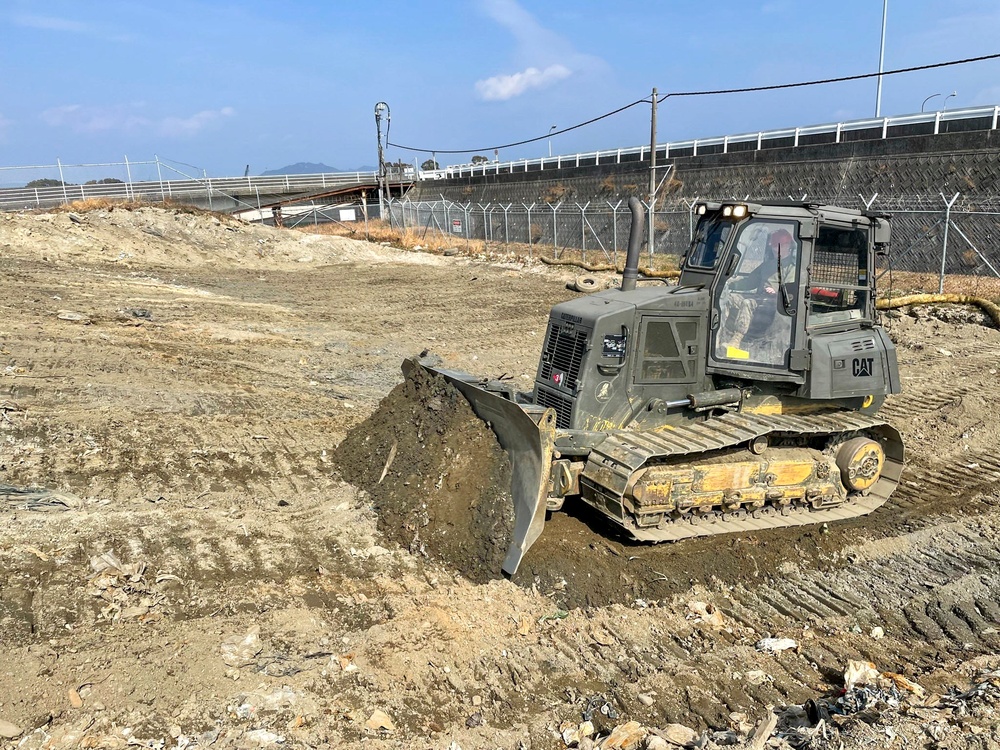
{"left": 711, "top": 219, "right": 800, "bottom": 372}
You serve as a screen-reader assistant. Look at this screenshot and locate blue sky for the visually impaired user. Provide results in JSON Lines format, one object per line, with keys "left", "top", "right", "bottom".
{"left": 2, "top": 0, "right": 1000, "bottom": 179}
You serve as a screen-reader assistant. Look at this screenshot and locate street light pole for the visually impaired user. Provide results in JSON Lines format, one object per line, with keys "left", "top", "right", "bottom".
{"left": 921, "top": 93, "right": 941, "bottom": 112}
{"left": 943, "top": 91, "right": 957, "bottom": 110}
{"left": 875, "top": 0, "right": 887, "bottom": 117}
{"left": 548, "top": 125, "right": 557, "bottom": 157}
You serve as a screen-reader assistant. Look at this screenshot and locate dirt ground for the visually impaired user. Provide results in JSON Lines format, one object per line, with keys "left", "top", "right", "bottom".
{"left": 1, "top": 205, "right": 1000, "bottom": 749}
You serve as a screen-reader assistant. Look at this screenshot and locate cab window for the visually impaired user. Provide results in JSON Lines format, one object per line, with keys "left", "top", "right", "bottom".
{"left": 808, "top": 226, "right": 869, "bottom": 327}
{"left": 687, "top": 218, "right": 733, "bottom": 269}
{"left": 714, "top": 220, "right": 799, "bottom": 367}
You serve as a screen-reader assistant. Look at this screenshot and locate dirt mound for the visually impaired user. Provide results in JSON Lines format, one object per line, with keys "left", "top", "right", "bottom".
{"left": 333, "top": 364, "right": 514, "bottom": 583}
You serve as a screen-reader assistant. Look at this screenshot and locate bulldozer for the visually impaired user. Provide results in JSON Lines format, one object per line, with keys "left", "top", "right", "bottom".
{"left": 403, "top": 197, "right": 904, "bottom": 576}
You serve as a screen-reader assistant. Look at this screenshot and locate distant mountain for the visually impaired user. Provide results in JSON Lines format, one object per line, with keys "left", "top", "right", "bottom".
{"left": 260, "top": 162, "right": 379, "bottom": 176}
{"left": 261, "top": 162, "right": 339, "bottom": 176}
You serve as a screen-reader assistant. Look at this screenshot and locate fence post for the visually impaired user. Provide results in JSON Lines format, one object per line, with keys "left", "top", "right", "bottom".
{"left": 124, "top": 155, "right": 133, "bottom": 201}
{"left": 550, "top": 202, "right": 561, "bottom": 258}
{"left": 155, "top": 155, "right": 165, "bottom": 202}
{"left": 938, "top": 192, "right": 960, "bottom": 293}
{"left": 608, "top": 201, "right": 622, "bottom": 264}
{"left": 644, "top": 199, "right": 654, "bottom": 267}
{"left": 524, "top": 203, "right": 535, "bottom": 259}
{"left": 57, "top": 158, "right": 68, "bottom": 206}
{"left": 686, "top": 197, "right": 700, "bottom": 242}
{"left": 362, "top": 192, "right": 369, "bottom": 240}
{"left": 578, "top": 202, "right": 590, "bottom": 263}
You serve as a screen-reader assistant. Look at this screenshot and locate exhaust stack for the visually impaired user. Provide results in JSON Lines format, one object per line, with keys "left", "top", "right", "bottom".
{"left": 621, "top": 196, "right": 646, "bottom": 292}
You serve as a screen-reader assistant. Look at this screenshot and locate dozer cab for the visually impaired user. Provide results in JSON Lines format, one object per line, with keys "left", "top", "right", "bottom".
{"left": 404, "top": 197, "right": 903, "bottom": 575}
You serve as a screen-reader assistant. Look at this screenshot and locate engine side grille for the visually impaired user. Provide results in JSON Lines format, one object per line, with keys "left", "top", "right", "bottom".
{"left": 538, "top": 322, "right": 588, "bottom": 392}
{"left": 534, "top": 386, "right": 575, "bottom": 429}
{"left": 851, "top": 338, "right": 876, "bottom": 351}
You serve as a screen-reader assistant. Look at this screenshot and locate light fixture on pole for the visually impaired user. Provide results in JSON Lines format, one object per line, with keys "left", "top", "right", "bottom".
{"left": 921, "top": 93, "right": 941, "bottom": 112}
{"left": 548, "top": 125, "right": 557, "bottom": 157}
{"left": 943, "top": 91, "right": 957, "bottom": 110}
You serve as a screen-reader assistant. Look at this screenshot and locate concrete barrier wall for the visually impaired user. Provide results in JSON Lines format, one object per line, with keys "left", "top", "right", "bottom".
{"left": 410, "top": 129, "right": 1000, "bottom": 208}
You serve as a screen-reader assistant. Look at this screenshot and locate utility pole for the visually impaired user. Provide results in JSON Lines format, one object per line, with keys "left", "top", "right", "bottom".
{"left": 648, "top": 87, "right": 658, "bottom": 263}
{"left": 374, "top": 101, "right": 389, "bottom": 219}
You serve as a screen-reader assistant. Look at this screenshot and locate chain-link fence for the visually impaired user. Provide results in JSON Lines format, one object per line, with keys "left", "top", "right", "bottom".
{"left": 387, "top": 195, "right": 1000, "bottom": 296}
{"left": 386, "top": 197, "right": 695, "bottom": 267}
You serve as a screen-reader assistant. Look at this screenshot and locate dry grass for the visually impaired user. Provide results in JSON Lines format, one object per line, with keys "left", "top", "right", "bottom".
{"left": 540, "top": 183, "right": 571, "bottom": 203}
{"left": 303, "top": 219, "right": 487, "bottom": 256}
{"left": 300, "top": 220, "right": 683, "bottom": 271}
{"left": 46, "top": 197, "right": 235, "bottom": 222}
{"left": 880, "top": 269, "right": 1000, "bottom": 302}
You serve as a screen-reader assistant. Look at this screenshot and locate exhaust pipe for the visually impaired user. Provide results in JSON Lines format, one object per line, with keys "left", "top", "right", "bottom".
{"left": 621, "top": 196, "right": 646, "bottom": 292}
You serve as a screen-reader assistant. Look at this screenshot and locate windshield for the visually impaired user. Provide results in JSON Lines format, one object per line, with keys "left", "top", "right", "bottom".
{"left": 686, "top": 215, "right": 733, "bottom": 269}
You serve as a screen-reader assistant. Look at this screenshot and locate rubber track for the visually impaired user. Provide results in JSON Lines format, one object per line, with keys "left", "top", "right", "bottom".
{"left": 584, "top": 410, "right": 904, "bottom": 542}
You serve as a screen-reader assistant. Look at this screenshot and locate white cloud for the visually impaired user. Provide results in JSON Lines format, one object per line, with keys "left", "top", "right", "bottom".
{"left": 10, "top": 12, "right": 133, "bottom": 42}
{"left": 12, "top": 13, "right": 92, "bottom": 33}
{"left": 158, "top": 107, "right": 236, "bottom": 137}
{"left": 474, "top": 0, "right": 606, "bottom": 101}
{"left": 476, "top": 64, "right": 571, "bottom": 101}
{"left": 41, "top": 104, "right": 149, "bottom": 133}
{"left": 40, "top": 104, "right": 235, "bottom": 138}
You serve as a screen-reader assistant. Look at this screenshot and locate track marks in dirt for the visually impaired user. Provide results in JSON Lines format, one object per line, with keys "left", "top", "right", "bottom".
{"left": 720, "top": 519, "right": 1000, "bottom": 668}
{"left": 890, "top": 449, "right": 1000, "bottom": 515}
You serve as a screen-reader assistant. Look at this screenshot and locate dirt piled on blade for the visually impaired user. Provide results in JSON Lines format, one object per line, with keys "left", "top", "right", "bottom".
{"left": 333, "top": 365, "right": 514, "bottom": 583}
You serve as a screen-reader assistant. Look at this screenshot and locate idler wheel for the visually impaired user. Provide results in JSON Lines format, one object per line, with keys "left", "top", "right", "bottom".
{"left": 836, "top": 437, "right": 885, "bottom": 492}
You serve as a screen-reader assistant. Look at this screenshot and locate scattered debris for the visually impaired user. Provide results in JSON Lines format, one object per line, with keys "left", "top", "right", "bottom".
{"left": 686, "top": 600, "right": 725, "bottom": 628}
{"left": 0, "top": 719, "right": 23, "bottom": 739}
{"left": 365, "top": 708, "right": 394, "bottom": 732}
{"left": 755, "top": 637, "right": 798, "bottom": 654}
{"left": 56, "top": 310, "right": 91, "bottom": 323}
{"left": 220, "top": 628, "right": 264, "bottom": 668}
{"left": 0, "top": 483, "right": 82, "bottom": 511}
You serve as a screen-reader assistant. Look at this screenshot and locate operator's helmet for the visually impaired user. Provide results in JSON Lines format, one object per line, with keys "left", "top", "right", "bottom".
{"left": 768, "top": 228, "right": 794, "bottom": 253}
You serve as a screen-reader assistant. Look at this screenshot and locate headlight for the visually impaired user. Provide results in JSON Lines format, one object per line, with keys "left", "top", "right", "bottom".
{"left": 732, "top": 204, "right": 748, "bottom": 218}
{"left": 722, "top": 206, "right": 733, "bottom": 217}
{"left": 696, "top": 204, "right": 707, "bottom": 215}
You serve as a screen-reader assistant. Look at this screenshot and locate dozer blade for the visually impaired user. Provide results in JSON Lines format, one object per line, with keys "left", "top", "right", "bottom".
{"left": 402, "top": 358, "right": 556, "bottom": 576}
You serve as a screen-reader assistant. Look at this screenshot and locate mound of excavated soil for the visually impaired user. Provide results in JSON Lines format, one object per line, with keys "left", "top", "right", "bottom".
{"left": 333, "top": 365, "right": 514, "bottom": 583}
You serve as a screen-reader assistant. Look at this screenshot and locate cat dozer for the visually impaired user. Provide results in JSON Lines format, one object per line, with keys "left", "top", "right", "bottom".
{"left": 404, "top": 197, "right": 904, "bottom": 575}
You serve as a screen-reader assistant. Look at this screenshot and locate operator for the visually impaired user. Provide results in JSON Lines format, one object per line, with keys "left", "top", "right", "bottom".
{"left": 731, "top": 227, "right": 797, "bottom": 297}
{"left": 720, "top": 227, "right": 798, "bottom": 361}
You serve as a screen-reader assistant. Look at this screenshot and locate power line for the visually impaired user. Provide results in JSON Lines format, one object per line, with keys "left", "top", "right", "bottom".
{"left": 659, "top": 52, "right": 1000, "bottom": 101}
{"left": 387, "top": 51, "right": 1000, "bottom": 157}
{"left": 388, "top": 98, "right": 647, "bottom": 155}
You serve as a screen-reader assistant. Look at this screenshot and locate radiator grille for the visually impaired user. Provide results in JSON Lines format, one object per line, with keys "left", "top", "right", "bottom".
{"left": 534, "top": 386, "right": 575, "bottom": 429}
{"left": 539, "top": 323, "right": 588, "bottom": 392}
